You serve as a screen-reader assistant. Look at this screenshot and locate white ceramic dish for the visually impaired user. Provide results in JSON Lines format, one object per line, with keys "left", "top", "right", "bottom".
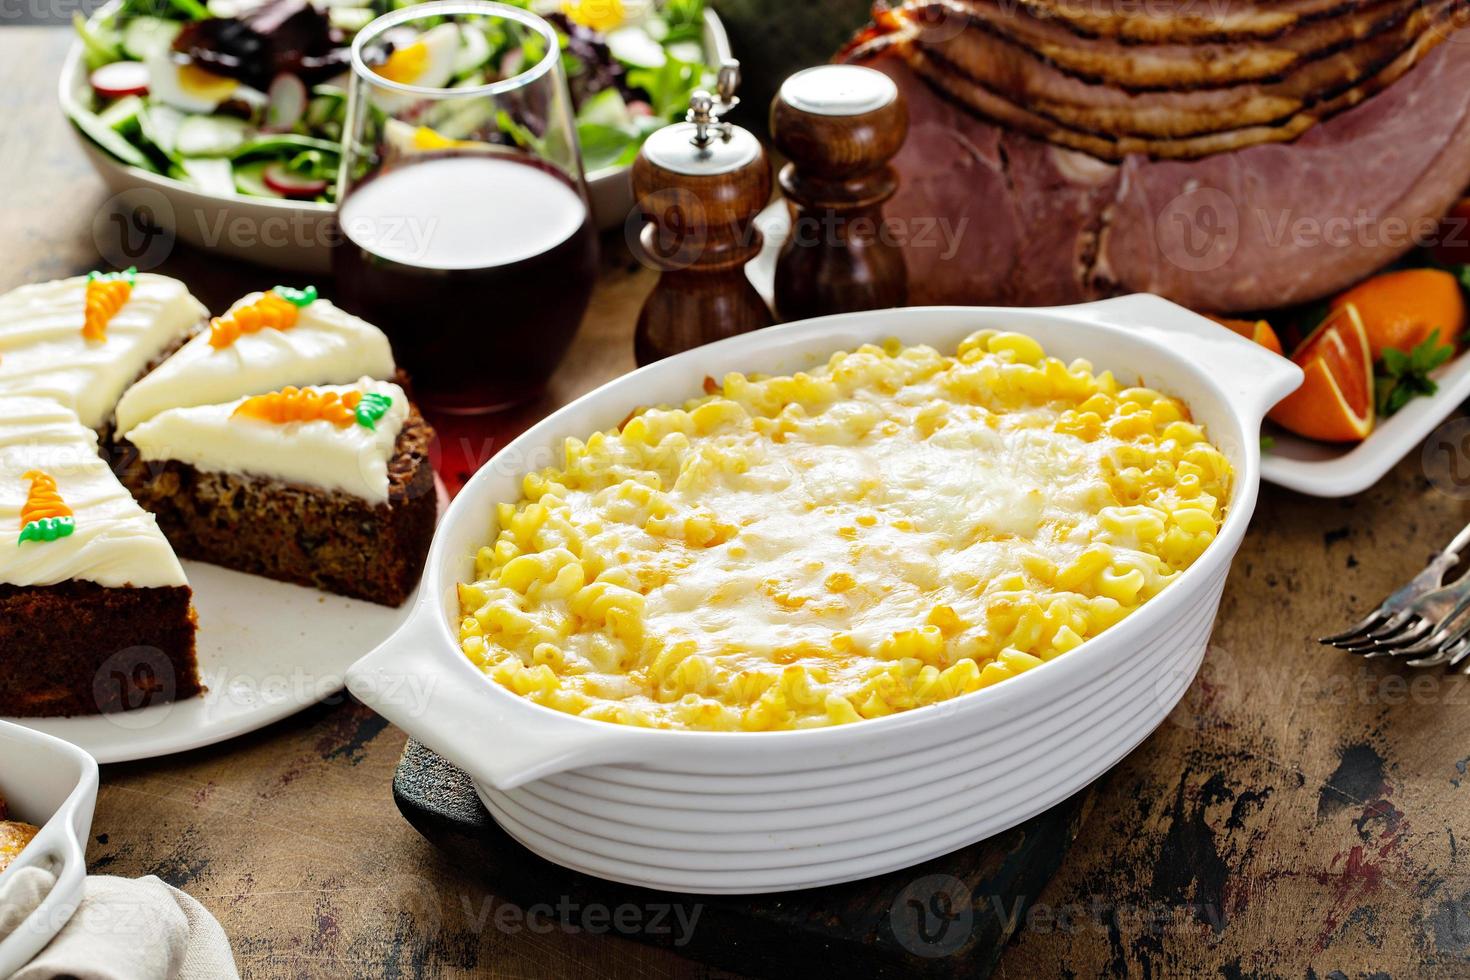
{"left": 60, "top": 4, "right": 732, "bottom": 274}
{"left": 6, "top": 560, "right": 416, "bottom": 764}
{"left": 1260, "top": 351, "right": 1470, "bottom": 496}
{"left": 0, "top": 721, "right": 99, "bottom": 977}
{"left": 347, "top": 296, "right": 1303, "bottom": 894}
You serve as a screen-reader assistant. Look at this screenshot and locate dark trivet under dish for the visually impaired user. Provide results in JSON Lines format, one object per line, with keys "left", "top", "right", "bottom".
{"left": 393, "top": 738, "right": 1093, "bottom": 978}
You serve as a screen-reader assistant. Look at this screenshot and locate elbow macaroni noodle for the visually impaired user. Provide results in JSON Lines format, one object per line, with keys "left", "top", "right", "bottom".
{"left": 457, "top": 330, "right": 1233, "bottom": 731}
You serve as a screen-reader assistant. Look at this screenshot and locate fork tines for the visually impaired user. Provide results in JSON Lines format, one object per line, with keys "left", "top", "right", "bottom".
{"left": 1321, "top": 525, "right": 1470, "bottom": 670}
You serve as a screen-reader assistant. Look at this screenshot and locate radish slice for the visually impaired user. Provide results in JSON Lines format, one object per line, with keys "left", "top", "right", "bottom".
{"left": 90, "top": 61, "right": 150, "bottom": 99}
{"left": 264, "top": 74, "right": 307, "bottom": 133}
{"left": 261, "top": 162, "right": 327, "bottom": 198}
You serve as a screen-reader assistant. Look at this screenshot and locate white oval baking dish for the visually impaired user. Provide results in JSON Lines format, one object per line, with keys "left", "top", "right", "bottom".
{"left": 0, "top": 721, "right": 99, "bottom": 976}
{"left": 347, "top": 295, "right": 1302, "bottom": 893}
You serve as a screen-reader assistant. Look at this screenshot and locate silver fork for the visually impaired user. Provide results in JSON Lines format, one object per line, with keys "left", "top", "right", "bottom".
{"left": 1320, "top": 520, "right": 1470, "bottom": 657}
{"left": 1394, "top": 605, "right": 1470, "bottom": 668}
{"left": 1350, "top": 571, "right": 1470, "bottom": 666}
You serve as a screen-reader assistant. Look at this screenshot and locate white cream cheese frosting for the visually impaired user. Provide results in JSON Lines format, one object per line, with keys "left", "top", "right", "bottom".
{"left": 0, "top": 396, "right": 187, "bottom": 588}
{"left": 0, "top": 273, "right": 206, "bottom": 431}
{"left": 113, "top": 291, "right": 396, "bottom": 435}
{"left": 124, "top": 379, "right": 410, "bottom": 504}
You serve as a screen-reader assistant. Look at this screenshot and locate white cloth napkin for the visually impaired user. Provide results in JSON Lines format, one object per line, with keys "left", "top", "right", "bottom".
{"left": 1, "top": 870, "right": 238, "bottom": 980}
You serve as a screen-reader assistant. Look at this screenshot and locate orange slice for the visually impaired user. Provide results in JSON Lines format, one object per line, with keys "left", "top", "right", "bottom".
{"left": 1268, "top": 303, "right": 1374, "bottom": 442}
{"left": 1204, "top": 313, "right": 1284, "bottom": 356}
{"left": 1330, "top": 268, "right": 1464, "bottom": 362}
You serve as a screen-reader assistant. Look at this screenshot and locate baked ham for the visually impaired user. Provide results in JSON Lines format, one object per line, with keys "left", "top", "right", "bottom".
{"left": 1006, "top": 0, "right": 1429, "bottom": 42}
{"left": 915, "top": 0, "right": 1460, "bottom": 142}
{"left": 843, "top": 0, "right": 1470, "bottom": 310}
{"left": 935, "top": 0, "right": 1438, "bottom": 90}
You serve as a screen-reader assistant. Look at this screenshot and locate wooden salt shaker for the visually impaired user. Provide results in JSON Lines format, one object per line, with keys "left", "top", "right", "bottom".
{"left": 770, "top": 64, "right": 908, "bottom": 321}
{"left": 631, "top": 61, "right": 773, "bottom": 366}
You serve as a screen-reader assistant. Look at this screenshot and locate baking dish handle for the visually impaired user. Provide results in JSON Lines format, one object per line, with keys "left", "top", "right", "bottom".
{"left": 1070, "top": 293, "right": 1304, "bottom": 423}
{"left": 347, "top": 598, "right": 650, "bottom": 790}
{"left": 0, "top": 759, "right": 94, "bottom": 973}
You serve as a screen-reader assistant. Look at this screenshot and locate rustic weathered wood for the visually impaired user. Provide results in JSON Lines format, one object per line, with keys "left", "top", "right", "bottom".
{"left": 1002, "top": 467, "right": 1470, "bottom": 977}
{"left": 8, "top": 23, "right": 1470, "bottom": 979}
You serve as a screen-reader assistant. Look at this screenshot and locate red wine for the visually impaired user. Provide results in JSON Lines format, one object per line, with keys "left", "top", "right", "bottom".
{"left": 333, "top": 152, "right": 599, "bottom": 412}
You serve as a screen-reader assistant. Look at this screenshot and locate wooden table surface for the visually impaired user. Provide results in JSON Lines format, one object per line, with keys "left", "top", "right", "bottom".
{"left": 10, "top": 24, "right": 1470, "bottom": 978}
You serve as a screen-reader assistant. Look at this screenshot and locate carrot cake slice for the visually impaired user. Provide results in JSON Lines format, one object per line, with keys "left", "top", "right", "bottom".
{"left": 0, "top": 396, "right": 199, "bottom": 717}
{"left": 112, "top": 285, "right": 396, "bottom": 435}
{"left": 120, "top": 379, "right": 435, "bottom": 606}
{"left": 0, "top": 270, "right": 206, "bottom": 433}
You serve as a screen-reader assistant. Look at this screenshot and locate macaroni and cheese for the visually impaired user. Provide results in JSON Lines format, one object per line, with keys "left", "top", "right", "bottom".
{"left": 457, "top": 330, "right": 1233, "bottom": 731}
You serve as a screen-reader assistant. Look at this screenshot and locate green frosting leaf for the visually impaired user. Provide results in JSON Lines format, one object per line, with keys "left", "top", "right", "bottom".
{"left": 354, "top": 392, "right": 393, "bottom": 430}
{"left": 273, "top": 285, "right": 318, "bottom": 307}
{"left": 18, "top": 516, "right": 76, "bottom": 545}
{"left": 87, "top": 266, "right": 136, "bottom": 285}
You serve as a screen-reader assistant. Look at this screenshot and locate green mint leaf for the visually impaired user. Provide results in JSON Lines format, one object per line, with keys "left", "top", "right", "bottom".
{"left": 1374, "top": 374, "right": 1395, "bottom": 415}
{"left": 1388, "top": 380, "right": 1412, "bottom": 415}
{"left": 1409, "top": 330, "right": 1454, "bottom": 373}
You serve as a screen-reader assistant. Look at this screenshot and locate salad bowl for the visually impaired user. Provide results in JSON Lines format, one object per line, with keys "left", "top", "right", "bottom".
{"left": 60, "top": 0, "right": 731, "bottom": 274}
{"left": 0, "top": 722, "right": 99, "bottom": 977}
{"left": 347, "top": 296, "right": 1303, "bottom": 894}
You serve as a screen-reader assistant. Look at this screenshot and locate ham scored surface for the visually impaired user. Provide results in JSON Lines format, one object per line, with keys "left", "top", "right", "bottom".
{"left": 922, "top": 0, "right": 1459, "bottom": 141}
{"left": 1014, "top": 0, "right": 1411, "bottom": 42}
{"left": 849, "top": 13, "right": 1470, "bottom": 310}
{"left": 954, "top": 0, "right": 1428, "bottom": 88}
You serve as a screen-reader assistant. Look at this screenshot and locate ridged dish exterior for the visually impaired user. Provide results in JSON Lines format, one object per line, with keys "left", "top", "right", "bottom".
{"left": 475, "top": 570, "right": 1226, "bottom": 892}
{"left": 346, "top": 298, "right": 1302, "bottom": 896}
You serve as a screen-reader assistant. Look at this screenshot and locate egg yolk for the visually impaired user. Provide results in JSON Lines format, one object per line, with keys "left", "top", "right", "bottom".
{"left": 177, "top": 62, "right": 237, "bottom": 99}
{"left": 376, "top": 41, "right": 429, "bottom": 84}
{"left": 563, "top": 0, "right": 625, "bottom": 32}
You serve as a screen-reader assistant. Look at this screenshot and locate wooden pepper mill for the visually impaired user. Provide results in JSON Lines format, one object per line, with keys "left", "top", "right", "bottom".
{"left": 631, "top": 61, "right": 774, "bottom": 366}
{"left": 770, "top": 64, "right": 909, "bottom": 321}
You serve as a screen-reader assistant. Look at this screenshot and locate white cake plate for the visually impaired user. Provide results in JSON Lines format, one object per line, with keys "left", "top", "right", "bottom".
{"left": 4, "top": 482, "right": 445, "bottom": 763}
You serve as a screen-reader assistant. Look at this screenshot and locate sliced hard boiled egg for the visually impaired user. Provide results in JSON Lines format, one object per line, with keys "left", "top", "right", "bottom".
{"left": 146, "top": 53, "right": 240, "bottom": 113}
{"left": 453, "top": 23, "right": 491, "bottom": 77}
{"left": 562, "top": 0, "right": 651, "bottom": 32}
{"left": 381, "top": 117, "right": 492, "bottom": 156}
{"left": 606, "top": 25, "right": 665, "bottom": 69}
{"left": 371, "top": 23, "right": 462, "bottom": 113}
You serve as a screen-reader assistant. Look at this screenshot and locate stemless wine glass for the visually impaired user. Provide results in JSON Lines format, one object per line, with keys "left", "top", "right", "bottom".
{"left": 333, "top": 1, "right": 599, "bottom": 413}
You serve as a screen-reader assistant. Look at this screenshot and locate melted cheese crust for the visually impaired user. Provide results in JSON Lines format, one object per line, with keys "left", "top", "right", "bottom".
{"left": 457, "top": 330, "right": 1233, "bottom": 731}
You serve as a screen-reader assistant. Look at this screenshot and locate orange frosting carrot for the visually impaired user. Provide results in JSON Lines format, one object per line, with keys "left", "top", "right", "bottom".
{"left": 232, "top": 387, "right": 364, "bottom": 428}
{"left": 209, "top": 291, "right": 301, "bottom": 349}
{"left": 82, "top": 273, "right": 134, "bottom": 342}
{"left": 19, "top": 471, "right": 72, "bottom": 527}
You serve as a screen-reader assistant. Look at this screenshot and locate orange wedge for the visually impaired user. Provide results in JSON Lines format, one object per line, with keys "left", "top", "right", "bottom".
{"left": 1268, "top": 303, "right": 1374, "bottom": 442}
{"left": 1204, "top": 313, "right": 1284, "bottom": 356}
{"left": 1330, "top": 268, "right": 1464, "bottom": 362}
